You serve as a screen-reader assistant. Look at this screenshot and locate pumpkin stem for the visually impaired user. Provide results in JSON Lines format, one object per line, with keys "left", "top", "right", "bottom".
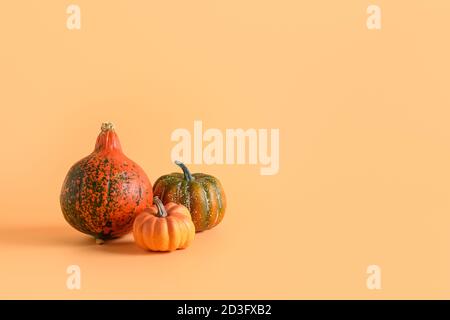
{"left": 95, "top": 122, "right": 122, "bottom": 153}
{"left": 153, "top": 196, "right": 168, "bottom": 218}
{"left": 101, "top": 122, "right": 115, "bottom": 131}
{"left": 175, "top": 160, "right": 194, "bottom": 181}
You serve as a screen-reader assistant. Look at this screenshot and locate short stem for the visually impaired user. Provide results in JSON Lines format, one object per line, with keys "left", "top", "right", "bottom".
{"left": 101, "top": 122, "right": 115, "bottom": 132}
{"left": 175, "top": 160, "right": 194, "bottom": 181}
{"left": 153, "top": 196, "right": 167, "bottom": 218}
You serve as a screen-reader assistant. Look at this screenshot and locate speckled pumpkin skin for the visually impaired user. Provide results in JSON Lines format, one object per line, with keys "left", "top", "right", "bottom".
{"left": 153, "top": 162, "right": 226, "bottom": 232}
{"left": 60, "top": 124, "right": 153, "bottom": 240}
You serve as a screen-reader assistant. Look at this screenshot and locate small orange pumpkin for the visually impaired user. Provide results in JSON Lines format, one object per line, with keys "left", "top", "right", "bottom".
{"left": 133, "top": 196, "right": 195, "bottom": 251}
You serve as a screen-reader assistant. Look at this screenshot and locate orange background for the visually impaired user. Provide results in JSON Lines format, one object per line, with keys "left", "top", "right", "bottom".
{"left": 1, "top": 1, "right": 450, "bottom": 299}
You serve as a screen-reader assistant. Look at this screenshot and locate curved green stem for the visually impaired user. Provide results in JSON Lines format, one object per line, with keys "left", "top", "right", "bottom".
{"left": 153, "top": 196, "right": 167, "bottom": 218}
{"left": 175, "top": 160, "right": 194, "bottom": 182}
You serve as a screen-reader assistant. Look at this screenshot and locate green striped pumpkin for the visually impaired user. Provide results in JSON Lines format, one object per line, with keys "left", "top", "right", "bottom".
{"left": 153, "top": 161, "right": 226, "bottom": 232}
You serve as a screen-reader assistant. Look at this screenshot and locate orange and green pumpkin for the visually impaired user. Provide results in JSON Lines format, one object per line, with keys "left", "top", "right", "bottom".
{"left": 60, "top": 123, "right": 153, "bottom": 243}
{"left": 153, "top": 161, "right": 226, "bottom": 232}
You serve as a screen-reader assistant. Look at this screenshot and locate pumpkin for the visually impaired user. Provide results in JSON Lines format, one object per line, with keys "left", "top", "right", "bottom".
{"left": 153, "top": 161, "right": 226, "bottom": 232}
{"left": 60, "top": 122, "right": 153, "bottom": 243}
{"left": 133, "top": 196, "right": 195, "bottom": 251}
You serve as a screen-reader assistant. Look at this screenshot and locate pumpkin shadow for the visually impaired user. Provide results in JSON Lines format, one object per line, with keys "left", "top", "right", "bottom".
{"left": 0, "top": 225, "right": 93, "bottom": 247}
{"left": 95, "top": 238, "right": 163, "bottom": 256}
{"left": 0, "top": 225, "right": 167, "bottom": 256}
